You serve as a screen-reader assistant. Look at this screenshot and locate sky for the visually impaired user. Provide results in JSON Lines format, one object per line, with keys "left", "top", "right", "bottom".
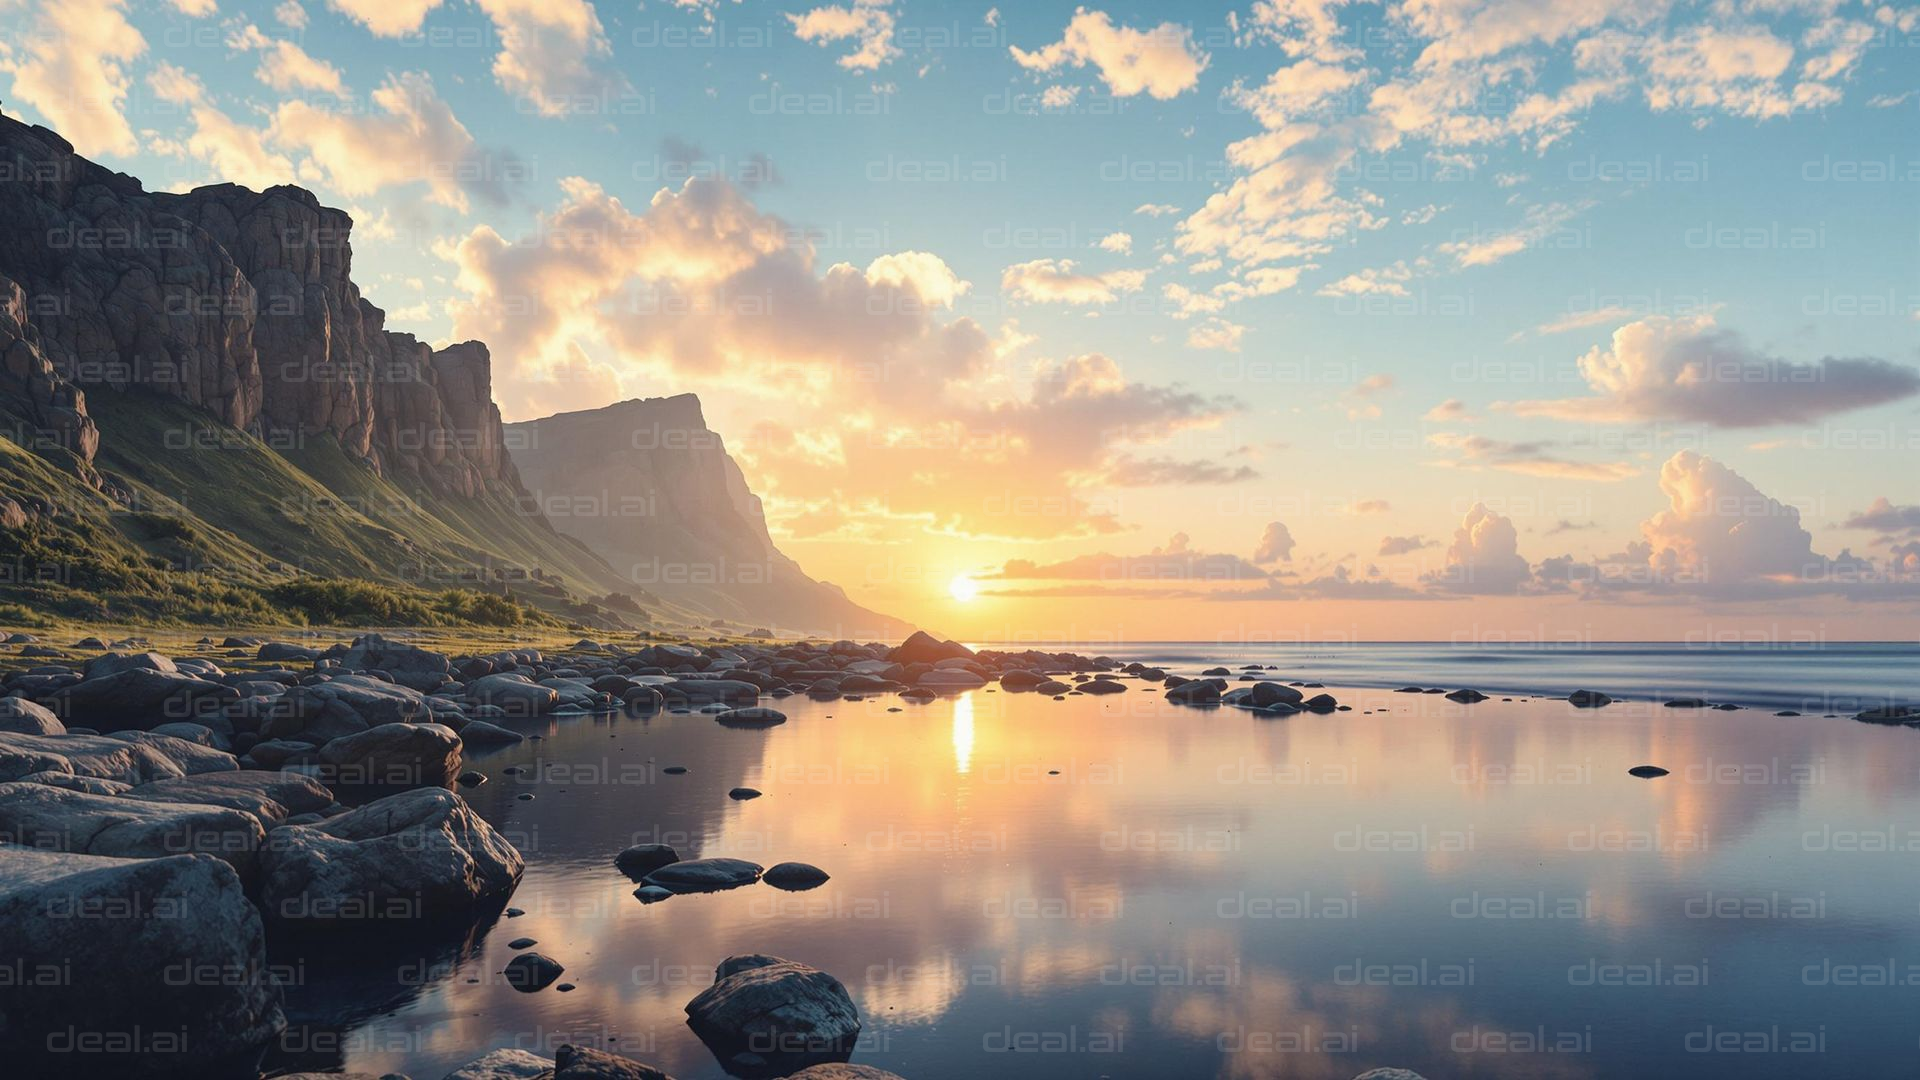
{"left": 3, "top": 0, "right": 1919, "bottom": 641}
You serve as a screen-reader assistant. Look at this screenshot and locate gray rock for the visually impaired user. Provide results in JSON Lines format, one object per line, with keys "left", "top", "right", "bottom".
{"left": 787, "top": 1067, "right": 907, "bottom": 1080}
{"left": 0, "top": 846, "right": 284, "bottom": 1077}
{"left": 12, "top": 770, "right": 131, "bottom": 795}
{"left": 644, "top": 857, "right": 763, "bottom": 893}
{"left": 315, "top": 722, "right": 462, "bottom": 788}
{"left": 1166, "top": 679, "right": 1225, "bottom": 704}
{"left": 81, "top": 650, "right": 179, "bottom": 679}
{"left": 443, "top": 1047, "right": 558, "bottom": 1080}
{"left": 505, "top": 952, "right": 566, "bottom": 992}
{"left": 122, "top": 770, "right": 334, "bottom": 827}
{"left": 916, "top": 669, "right": 986, "bottom": 690}
{"left": 667, "top": 679, "right": 760, "bottom": 705}
{"left": 0, "top": 730, "right": 236, "bottom": 784}
{"left": 715, "top": 707, "right": 786, "bottom": 727}
{"left": 684, "top": 955, "right": 861, "bottom": 1073}
{"left": 467, "top": 673, "right": 561, "bottom": 716}
{"left": 763, "top": 861, "right": 830, "bottom": 890}
{"left": 337, "top": 634, "right": 452, "bottom": 691}
{"left": 615, "top": 843, "right": 681, "bottom": 880}
{"left": 554, "top": 1044, "right": 673, "bottom": 1078}
{"left": 0, "top": 696, "right": 64, "bottom": 735}
{"left": 42, "top": 668, "right": 236, "bottom": 730}
{"left": 459, "top": 719, "right": 525, "bottom": 746}
{"left": 0, "top": 780, "right": 265, "bottom": 874}
{"left": 258, "top": 787, "right": 523, "bottom": 923}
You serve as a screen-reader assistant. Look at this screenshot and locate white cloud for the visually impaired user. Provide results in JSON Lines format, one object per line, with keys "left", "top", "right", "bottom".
{"left": 1011, "top": 9, "right": 1209, "bottom": 99}
{"left": 1187, "top": 319, "right": 1247, "bottom": 351}
{"left": 169, "top": 0, "right": 218, "bottom": 15}
{"left": 145, "top": 62, "right": 298, "bottom": 190}
{"left": 1423, "top": 398, "right": 1475, "bottom": 422}
{"left": 473, "top": 0, "right": 627, "bottom": 116}
{"left": 1426, "top": 432, "right": 1639, "bottom": 481}
{"left": 1001, "top": 259, "right": 1148, "bottom": 304}
{"left": 1639, "top": 450, "right": 1820, "bottom": 583}
{"left": 0, "top": 0, "right": 145, "bottom": 157}
{"left": 1438, "top": 200, "right": 1590, "bottom": 268}
{"left": 864, "top": 251, "right": 970, "bottom": 308}
{"left": 1429, "top": 503, "right": 1534, "bottom": 594}
{"left": 1097, "top": 231, "right": 1133, "bottom": 254}
{"left": 275, "top": 1, "right": 309, "bottom": 29}
{"left": 788, "top": 0, "right": 899, "bottom": 72}
{"left": 326, "top": 0, "right": 443, "bottom": 36}
{"left": 1134, "top": 203, "right": 1181, "bottom": 217}
{"left": 1502, "top": 314, "right": 1920, "bottom": 426}
{"left": 228, "top": 25, "right": 348, "bottom": 97}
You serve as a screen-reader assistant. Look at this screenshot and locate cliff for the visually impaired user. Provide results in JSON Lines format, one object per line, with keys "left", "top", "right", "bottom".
{"left": 507, "top": 396, "right": 907, "bottom": 638}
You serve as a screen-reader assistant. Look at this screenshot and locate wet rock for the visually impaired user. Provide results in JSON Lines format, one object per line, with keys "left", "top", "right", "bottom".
{"left": 258, "top": 787, "right": 522, "bottom": 924}
{"left": 459, "top": 719, "right": 526, "bottom": 746}
{"left": 644, "top": 857, "right": 763, "bottom": 893}
{"left": 1567, "top": 689, "right": 1612, "bottom": 707}
{"left": 616, "top": 844, "right": 680, "bottom": 879}
{"left": 729, "top": 787, "right": 763, "bottom": 800}
{"left": 716, "top": 707, "right": 786, "bottom": 727}
{"left": 1165, "top": 679, "right": 1225, "bottom": 705}
{"left": 0, "top": 847, "right": 284, "bottom": 1078}
{"left": 505, "top": 952, "right": 565, "bottom": 992}
{"left": 121, "top": 770, "right": 333, "bottom": 828}
{"left": 634, "top": 884, "right": 674, "bottom": 904}
{"left": 457, "top": 770, "right": 488, "bottom": 787}
{"left": 1628, "top": 765, "right": 1670, "bottom": 778}
{"left": 1445, "top": 689, "right": 1489, "bottom": 703}
{"left": 1854, "top": 705, "right": 1919, "bottom": 725}
{"left": 1078, "top": 679, "right": 1127, "bottom": 695}
{"left": 685, "top": 954, "right": 861, "bottom": 1075}
{"left": 1304, "top": 693, "right": 1339, "bottom": 711}
{"left": 916, "top": 669, "right": 987, "bottom": 690}
{"left": 467, "top": 673, "right": 562, "bottom": 716}
{"left": 763, "top": 862, "right": 831, "bottom": 890}
{"left": 555, "top": 1044, "right": 674, "bottom": 1079}
{"left": 1663, "top": 698, "right": 1708, "bottom": 708}
{"left": 667, "top": 679, "right": 760, "bottom": 706}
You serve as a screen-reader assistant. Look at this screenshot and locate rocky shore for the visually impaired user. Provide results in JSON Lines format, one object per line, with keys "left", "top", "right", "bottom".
{"left": 6, "top": 625, "right": 1812, "bottom": 1078}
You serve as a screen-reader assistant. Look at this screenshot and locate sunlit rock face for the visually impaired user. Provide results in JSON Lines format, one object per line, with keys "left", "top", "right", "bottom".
{"left": 0, "top": 113, "right": 518, "bottom": 500}
{"left": 506, "top": 395, "right": 907, "bottom": 638}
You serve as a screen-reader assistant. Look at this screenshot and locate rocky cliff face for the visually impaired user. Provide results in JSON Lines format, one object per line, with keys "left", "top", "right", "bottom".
{"left": 506, "top": 396, "right": 906, "bottom": 637}
{"left": 0, "top": 114, "right": 513, "bottom": 499}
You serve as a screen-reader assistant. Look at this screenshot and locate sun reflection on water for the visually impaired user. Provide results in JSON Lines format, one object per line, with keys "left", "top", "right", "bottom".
{"left": 952, "top": 693, "right": 975, "bottom": 774}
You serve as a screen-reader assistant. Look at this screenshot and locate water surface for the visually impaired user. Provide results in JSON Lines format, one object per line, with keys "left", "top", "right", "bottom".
{"left": 278, "top": 659, "right": 1920, "bottom": 1078}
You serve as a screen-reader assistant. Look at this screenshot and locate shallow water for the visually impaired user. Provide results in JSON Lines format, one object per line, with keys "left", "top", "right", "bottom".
{"left": 984, "top": 641, "right": 1920, "bottom": 712}
{"left": 276, "top": 676, "right": 1920, "bottom": 1079}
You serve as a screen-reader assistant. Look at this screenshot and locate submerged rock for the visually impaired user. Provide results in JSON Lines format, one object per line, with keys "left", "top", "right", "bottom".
{"left": 615, "top": 843, "right": 681, "bottom": 880}
{"left": 505, "top": 952, "right": 566, "bottom": 992}
{"left": 1567, "top": 689, "right": 1612, "bottom": 707}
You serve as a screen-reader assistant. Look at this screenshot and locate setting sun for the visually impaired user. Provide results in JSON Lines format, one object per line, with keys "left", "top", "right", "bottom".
{"left": 948, "top": 575, "right": 979, "bottom": 603}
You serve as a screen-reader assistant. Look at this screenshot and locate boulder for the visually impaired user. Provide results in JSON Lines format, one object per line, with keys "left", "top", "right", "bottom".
{"left": 644, "top": 857, "right": 763, "bottom": 893}
{"left": 788, "top": 1067, "right": 906, "bottom": 1080}
{"left": 1078, "top": 679, "right": 1127, "bottom": 695}
{"left": 554, "top": 1044, "right": 674, "bottom": 1079}
{"left": 684, "top": 955, "right": 861, "bottom": 1074}
{"left": 467, "top": 673, "right": 562, "bottom": 717}
{"left": 1166, "top": 679, "right": 1225, "bottom": 705}
{"left": 336, "top": 634, "right": 452, "bottom": 691}
{"left": 0, "top": 781, "right": 266, "bottom": 873}
{"left": 0, "top": 730, "right": 236, "bottom": 784}
{"left": 81, "top": 650, "right": 179, "bottom": 679}
{"left": 121, "top": 770, "right": 334, "bottom": 828}
{"left": 0, "top": 847, "right": 284, "bottom": 1078}
{"left": 459, "top": 719, "right": 526, "bottom": 746}
{"left": 42, "top": 668, "right": 236, "bottom": 731}
{"left": 0, "top": 695, "right": 64, "bottom": 735}
{"left": 916, "top": 670, "right": 986, "bottom": 690}
{"left": 444, "top": 1047, "right": 558, "bottom": 1080}
{"left": 666, "top": 679, "right": 760, "bottom": 706}
{"left": 1445, "top": 688, "right": 1490, "bottom": 703}
{"left": 887, "top": 631, "right": 974, "bottom": 665}
{"left": 258, "top": 786, "right": 523, "bottom": 924}
{"left": 505, "top": 952, "right": 566, "bottom": 992}
{"left": 715, "top": 706, "right": 786, "bottom": 727}
{"left": 270, "top": 674, "right": 430, "bottom": 740}
{"left": 315, "top": 722, "right": 463, "bottom": 788}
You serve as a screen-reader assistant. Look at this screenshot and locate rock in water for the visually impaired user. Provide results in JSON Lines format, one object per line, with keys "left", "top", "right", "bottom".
{"left": 887, "top": 630, "right": 975, "bottom": 665}
{"left": 1567, "top": 689, "right": 1612, "bottom": 707}
{"left": 1628, "top": 765, "right": 1670, "bottom": 778}
{"left": 787, "top": 1067, "right": 908, "bottom": 1080}
{"left": 1445, "top": 688, "right": 1489, "bottom": 703}
{"left": 685, "top": 955, "right": 861, "bottom": 1075}
{"left": 763, "top": 861, "right": 831, "bottom": 890}
{"left": 315, "top": 721, "right": 463, "bottom": 788}
{"left": 0, "top": 847, "right": 285, "bottom": 1077}
{"left": 715, "top": 707, "right": 787, "bottom": 727}
{"left": 444, "top": 1047, "right": 559, "bottom": 1079}
{"left": 554, "top": 1044, "right": 675, "bottom": 1078}
{"left": 258, "top": 787, "right": 522, "bottom": 923}
{"left": 1165, "top": 679, "right": 1225, "bottom": 704}
{"left": 615, "top": 843, "right": 681, "bottom": 880}
{"left": 645, "top": 857, "right": 763, "bottom": 893}
{"left": 505, "top": 952, "right": 566, "bottom": 992}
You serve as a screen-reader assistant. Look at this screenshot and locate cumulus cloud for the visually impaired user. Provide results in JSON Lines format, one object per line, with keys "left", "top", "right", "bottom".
{"left": 270, "top": 72, "right": 518, "bottom": 211}
{"left": 1438, "top": 200, "right": 1591, "bottom": 268}
{"left": 1427, "top": 503, "right": 1535, "bottom": 594}
{"left": 1097, "top": 231, "right": 1133, "bottom": 254}
{"left": 1011, "top": 9, "right": 1209, "bottom": 99}
{"left": 1423, "top": 398, "right": 1474, "bottom": 422}
{"left": 1001, "top": 259, "right": 1148, "bottom": 304}
{"left": 1254, "top": 521, "right": 1296, "bottom": 563}
{"left": 788, "top": 0, "right": 900, "bottom": 72}
{"left": 473, "top": 0, "right": 627, "bottom": 116}
{"left": 447, "top": 176, "right": 1237, "bottom": 541}
{"left": 1379, "top": 534, "right": 1436, "bottom": 556}
{"left": 1502, "top": 315, "right": 1920, "bottom": 427}
{"left": 1426, "top": 432, "right": 1638, "bottom": 482}
{"left": 0, "top": 0, "right": 145, "bottom": 157}
{"left": 1638, "top": 450, "right": 1822, "bottom": 584}
{"left": 1186, "top": 319, "right": 1246, "bottom": 352}
{"left": 1135, "top": 203, "right": 1181, "bottom": 216}
{"left": 275, "top": 1, "right": 308, "bottom": 29}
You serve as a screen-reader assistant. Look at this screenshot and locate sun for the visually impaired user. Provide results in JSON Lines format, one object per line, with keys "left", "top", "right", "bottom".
{"left": 948, "top": 574, "right": 979, "bottom": 603}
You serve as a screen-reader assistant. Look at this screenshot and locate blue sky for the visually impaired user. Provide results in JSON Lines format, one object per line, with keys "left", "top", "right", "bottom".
{"left": 5, "top": 0, "right": 1919, "bottom": 636}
